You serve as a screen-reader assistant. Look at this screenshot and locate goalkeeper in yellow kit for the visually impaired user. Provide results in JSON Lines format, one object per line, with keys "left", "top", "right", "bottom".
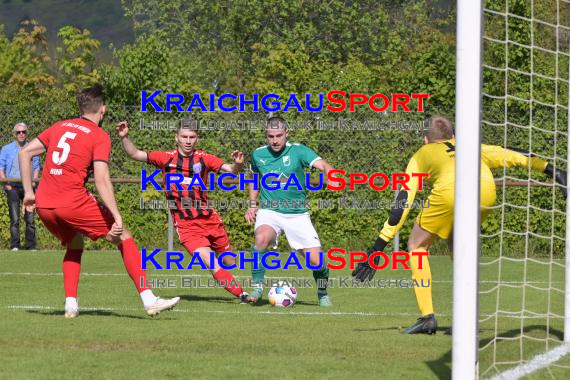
{"left": 352, "top": 116, "right": 567, "bottom": 334}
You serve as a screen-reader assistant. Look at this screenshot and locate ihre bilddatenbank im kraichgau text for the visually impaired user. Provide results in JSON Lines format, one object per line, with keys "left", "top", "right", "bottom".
{"left": 138, "top": 170, "right": 430, "bottom": 211}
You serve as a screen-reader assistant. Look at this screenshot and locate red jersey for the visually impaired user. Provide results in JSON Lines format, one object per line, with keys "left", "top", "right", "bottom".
{"left": 36, "top": 117, "right": 111, "bottom": 208}
{"left": 147, "top": 149, "right": 224, "bottom": 221}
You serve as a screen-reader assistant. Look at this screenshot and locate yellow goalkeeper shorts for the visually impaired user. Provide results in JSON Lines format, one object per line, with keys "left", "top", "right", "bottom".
{"left": 415, "top": 181, "right": 497, "bottom": 239}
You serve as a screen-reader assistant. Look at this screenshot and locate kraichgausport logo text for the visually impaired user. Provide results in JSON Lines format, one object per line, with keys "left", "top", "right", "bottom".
{"left": 140, "top": 91, "right": 429, "bottom": 113}
{"left": 140, "top": 249, "right": 429, "bottom": 271}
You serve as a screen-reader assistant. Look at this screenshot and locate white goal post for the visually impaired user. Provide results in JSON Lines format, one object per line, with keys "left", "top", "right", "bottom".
{"left": 454, "top": 0, "right": 570, "bottom": 378}
{"left": 566, "top": 36, "right": 570, "bottom": 345}
{"left": 453, "top": 0, "right": 484, "bottom": 378}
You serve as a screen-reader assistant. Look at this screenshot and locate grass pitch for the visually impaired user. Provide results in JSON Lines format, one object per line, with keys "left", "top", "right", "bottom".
{"left": 0, "top": 251, "right": 568, "bottom": 379}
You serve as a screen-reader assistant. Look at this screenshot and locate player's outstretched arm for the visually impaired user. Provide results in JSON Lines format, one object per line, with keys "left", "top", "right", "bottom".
{"left": 352, "top": 236, "right": 390, "bottom": 281}
{"left": 312, "top": 159, "right": 334, "bottom": 178}
{"left": 18, "top": 138, "right": 46, "bottom": 212}
{"left": 220, "top": 150, "right": 244, "bottom": 174}
{"left": 93, "top": 161, "right": 122, "bottom": 234}
{"left": 482, "top": 145, "right": 567, "bottom": 198}
{"left": 314, "top": 159, "right": 347, "bottom": 188}
{"left": 116, "top": 121, "right": 148, "bottom": 162}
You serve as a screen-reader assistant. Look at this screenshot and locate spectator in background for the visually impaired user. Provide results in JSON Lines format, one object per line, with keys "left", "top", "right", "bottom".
{"left": 0, "top": 123, "right": 40, "bottom": 251}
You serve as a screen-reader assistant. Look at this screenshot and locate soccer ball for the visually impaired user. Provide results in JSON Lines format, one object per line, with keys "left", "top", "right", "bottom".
{"left": 268, "top": 282, "right": 298, "bottom": 307}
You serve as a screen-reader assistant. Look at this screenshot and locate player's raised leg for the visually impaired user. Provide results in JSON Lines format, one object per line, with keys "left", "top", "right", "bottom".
{"left": 176, "top": 215, "right": 251, "bottom": 302}
{"left": 191, "top": 246, "right": 252, "bottom": 303}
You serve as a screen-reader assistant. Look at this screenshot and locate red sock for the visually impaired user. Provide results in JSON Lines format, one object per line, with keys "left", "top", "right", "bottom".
{"left": 212, "top": 269, "right": 243, "bottom": 297}
{"left": 63, "top": 249, "right": 83, "bottom": 298}
{"left": 119, "top": 238, "right": 149, "bottom": 292}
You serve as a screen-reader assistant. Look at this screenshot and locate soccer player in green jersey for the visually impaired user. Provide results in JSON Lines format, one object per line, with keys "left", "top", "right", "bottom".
{"left": 245, "top": 117, "right": 336, "bottom": 306}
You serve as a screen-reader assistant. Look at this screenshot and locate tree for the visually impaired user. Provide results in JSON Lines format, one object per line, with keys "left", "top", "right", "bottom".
{"left": 0, "top": 21, "right": 55, "bottom": 102}
{"left": 56, "top": 26, "right": 101, "bottom": 91}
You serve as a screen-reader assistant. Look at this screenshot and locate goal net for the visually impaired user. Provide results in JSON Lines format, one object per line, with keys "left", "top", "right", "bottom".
{"left": 458, "top": 0, "right": 570, "bottom": 378}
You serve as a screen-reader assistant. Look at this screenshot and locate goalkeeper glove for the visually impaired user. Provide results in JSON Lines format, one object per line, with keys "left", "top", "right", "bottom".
{"left": 544, "top": 164, "right": 567, "bottom": 199}
{"left": 351, "top": 237, "right": 388, "bottom": 282}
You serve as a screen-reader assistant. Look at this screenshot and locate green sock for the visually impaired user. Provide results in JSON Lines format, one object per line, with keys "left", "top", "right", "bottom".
{"left": 251, "top": 245, "right": 267, "bottom": 286}
{"left": 312, "top": 267, "right": 330, "bottom": 295}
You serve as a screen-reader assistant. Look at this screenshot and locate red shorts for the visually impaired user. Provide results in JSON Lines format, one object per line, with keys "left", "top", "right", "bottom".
{"left": 174, "top": 212, "right": 232, "bottom": 253}
{"left": 37, "top": 195, "right": 114, "bottom": 245}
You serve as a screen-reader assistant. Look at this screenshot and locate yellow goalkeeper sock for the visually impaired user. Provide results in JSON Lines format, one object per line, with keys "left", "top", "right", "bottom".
{"left": 410, "top": 247, "right": 434, "bottom": 316}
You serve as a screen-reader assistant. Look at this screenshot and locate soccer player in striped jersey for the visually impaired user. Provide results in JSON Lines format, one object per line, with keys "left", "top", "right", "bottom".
{"left": 18, "top": 84, "right": 180, "bottom": 318}
{"left": 117, "top": 120, "right": 253, "bottom": 303}
{"left": 352, "top": 116, "right": 567, "bottom": 334}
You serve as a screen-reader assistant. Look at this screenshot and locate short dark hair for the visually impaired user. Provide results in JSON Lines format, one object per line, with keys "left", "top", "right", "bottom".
{"left": 77, "top": 84, "right": 105, "bottom": 114}
{"left": 265, "top": 116, "right": 286, "bottom": 131}
{"left": 177, "top": 119, "right": 199, "bottom": 134}
{"left": 425, "top": 116, "right": 454, "bottom": 142}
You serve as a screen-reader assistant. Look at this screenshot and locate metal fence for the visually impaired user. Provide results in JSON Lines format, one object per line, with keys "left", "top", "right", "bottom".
{"left": 1, "top": 104, "right": 561, "bottom": 254}
{"left": 0, "top": 104, "right": 432, "bottom": 250}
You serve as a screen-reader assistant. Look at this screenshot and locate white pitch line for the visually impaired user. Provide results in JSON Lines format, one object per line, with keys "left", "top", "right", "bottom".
{"left": 4, "top": 304, "right": 437, "bottom": 317}
{"left": 5, "top": 305, "right": 569, "bottom": 321}
{"left": 0, "top": 272, "right": 562, "bottom": 284}
{"left": 5, "top": 304, "right": 564, "bottom": 320}
{"left": 489, "top": 344, "right": 570, "bottom": 380}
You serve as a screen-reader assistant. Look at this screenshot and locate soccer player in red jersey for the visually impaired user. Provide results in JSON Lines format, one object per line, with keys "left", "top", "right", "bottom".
{"left": 117, "top": 120, "right": 253, "bottom": 303}
{"left": 18, "top": 84, "right": 180, "bottom": 318}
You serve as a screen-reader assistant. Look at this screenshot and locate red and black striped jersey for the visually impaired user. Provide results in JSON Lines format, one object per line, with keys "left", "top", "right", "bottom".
{"left": 147, "top": 149, "right": 224, "bottom": 221}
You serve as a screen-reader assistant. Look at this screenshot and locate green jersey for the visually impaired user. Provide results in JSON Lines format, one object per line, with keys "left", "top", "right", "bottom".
{"left": 250, "top": 142, "right": 321, "bottom": 214}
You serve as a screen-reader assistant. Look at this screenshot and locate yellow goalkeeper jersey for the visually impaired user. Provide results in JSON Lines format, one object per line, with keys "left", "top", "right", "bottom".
{"left": 378, "top": 139, "right": 548, "bottom": 241}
